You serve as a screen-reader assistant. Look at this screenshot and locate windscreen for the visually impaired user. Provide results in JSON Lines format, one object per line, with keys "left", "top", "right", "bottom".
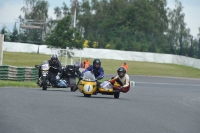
{"left": 82, "top": 71, "right": 96, "bottom": 81}
{"left": 41, "top": 61, "right": 49, "bottom": 71}
{"left": 100, "top": 81, "right": 113, "bottom": 89}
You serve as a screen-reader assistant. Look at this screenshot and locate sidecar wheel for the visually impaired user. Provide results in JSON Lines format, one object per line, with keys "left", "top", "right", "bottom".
{"left": 84, "top": 94, "right": 91, "bottom": 97}
{"left": 114, "top": 92, "right": 120, "bottom": 99}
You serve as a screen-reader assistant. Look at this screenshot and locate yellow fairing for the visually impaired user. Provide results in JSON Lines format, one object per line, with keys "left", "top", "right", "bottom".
{"left": 98, "top": 81, "right": 120, "bottom": 93}
{"left": 114, "top": 82, "right": 121, "bottom": 87}
{"left": 78, "top": 80, "right": 97, "bottom": 95}
{"left": 98, "top": 87, "right": 114, "bottom": 93}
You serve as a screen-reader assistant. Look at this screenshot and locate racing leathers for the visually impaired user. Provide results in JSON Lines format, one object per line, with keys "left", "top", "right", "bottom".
{"left": 48, "top": 60, "right": 62, "bottom": 86}
{"left": 109, "top": 74, "right": 130, "bottom": 93}
{"left": 83, "top": 65, "right": 104, "bottom": 80}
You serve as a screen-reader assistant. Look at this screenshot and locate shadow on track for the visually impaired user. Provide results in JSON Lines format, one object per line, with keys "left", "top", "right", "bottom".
{"left": 74, "top": 95, "right": 129, "bottom": 100}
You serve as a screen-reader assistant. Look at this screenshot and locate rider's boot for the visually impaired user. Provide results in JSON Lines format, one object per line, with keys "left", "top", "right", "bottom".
{"left": 72, "top": 85, "right": 78, "bottom": 92}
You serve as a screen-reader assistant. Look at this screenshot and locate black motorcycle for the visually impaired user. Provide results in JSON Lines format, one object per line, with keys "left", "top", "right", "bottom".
{"left": 61, "top": 65, "right": 78, "bottom": 91}
{"left": 35, "top": 62, "right": 79, "bottom": 91}
{"left": 35, "top": 61, "right": 50, "bottom": 90}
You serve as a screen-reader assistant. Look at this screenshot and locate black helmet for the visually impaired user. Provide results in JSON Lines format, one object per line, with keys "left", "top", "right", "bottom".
{"left": 117, "top": 67, "right": 126, "bottom": 78}
{"left": 74, "top": 62, "right": 80, "bottom": 70}
{"left": 93, "top": 59, "right": 101, "bottom": 68}
{"left": 51, "top": 54, "right": 58, "bottom": 63}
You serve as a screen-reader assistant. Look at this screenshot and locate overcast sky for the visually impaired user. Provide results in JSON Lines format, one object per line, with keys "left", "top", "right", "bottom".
{"left": 0, "top": 0, "right": 199, "bottom": 37}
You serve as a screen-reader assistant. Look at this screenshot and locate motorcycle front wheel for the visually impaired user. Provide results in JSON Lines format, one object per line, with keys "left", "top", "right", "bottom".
{"left": 84, "top": 94, "right": 91, "bottom": 97}
{"left": 42, "top": 76, "right": 47, "bottom": 90}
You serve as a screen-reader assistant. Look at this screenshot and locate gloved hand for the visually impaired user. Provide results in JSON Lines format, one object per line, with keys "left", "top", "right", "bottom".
{"left": 56, "top": 75, "right": 60, "bottom": 80}
{"left": 96, "top": 77, "right": 102, "bottom": 80}
{"left": 113, "top": 86, "right": 122, "bottom": 91}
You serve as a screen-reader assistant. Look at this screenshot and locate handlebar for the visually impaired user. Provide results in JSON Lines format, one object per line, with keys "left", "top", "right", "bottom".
{"left": 50, "top": 66, "right": 58, "bottom": 69}
{"left": 35, "top": 65, "right": 40, "bottom": 69}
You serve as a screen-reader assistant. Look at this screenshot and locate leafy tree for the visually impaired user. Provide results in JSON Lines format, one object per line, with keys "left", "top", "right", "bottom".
{"left": 20, "top": 0, "right": 49, "bottom": 43}
{"left": 17, "top": 0, "right": 197, "bottom": 57}
{"left": 0, "top": 26, "right": 10, "bottom": 41}
{"left": 45, "top": 16, "right": 83, "bottom": 49}
{"left": 62, "top": 2, "right": 70, "bottom": 16}
{"left": 21, "top": 0, "right": 49, "bottom": 20}
{"left": 10, "top": 26, "right": 19, "bottom": 42}
{"left": 167, "top": 0, "right": 191, "bottom": 55}
{"left": 54, "top": 7, "right": 62, "bottom": 20}
{"left": 46, "top": 17, "right": 56, "bottom": 33}
{"left": 198, "top": 27, "right": 200, "bottom": 38}
{"left": 74, "top": 0, "right": 170, "bottom": 52}
{"left": 47, "top": 2, "right": 71, "bottom": 34}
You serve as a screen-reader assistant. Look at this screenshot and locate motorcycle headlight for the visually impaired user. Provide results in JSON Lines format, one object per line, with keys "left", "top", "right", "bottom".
{"left": 42, "top": 71, "right": 48, "bottom": 74}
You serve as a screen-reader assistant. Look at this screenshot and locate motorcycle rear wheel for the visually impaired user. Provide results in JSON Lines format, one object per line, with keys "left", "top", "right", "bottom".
{"left": 114, "top": 92, "right": 120, "bottom": 98}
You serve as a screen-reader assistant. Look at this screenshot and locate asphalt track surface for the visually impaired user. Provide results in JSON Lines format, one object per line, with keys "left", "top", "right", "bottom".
{"left": 0, "top": 75, "right": 200, "bottom": 133}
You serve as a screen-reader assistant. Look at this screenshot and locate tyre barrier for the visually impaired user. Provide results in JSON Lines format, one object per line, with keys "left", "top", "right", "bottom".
{"left": 0, "top": 65, "right": 38, "bottom": 81}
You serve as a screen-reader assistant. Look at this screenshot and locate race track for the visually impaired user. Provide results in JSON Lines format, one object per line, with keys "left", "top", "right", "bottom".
{"left": 0, "top": 75, "right": 200, "bottom": 133}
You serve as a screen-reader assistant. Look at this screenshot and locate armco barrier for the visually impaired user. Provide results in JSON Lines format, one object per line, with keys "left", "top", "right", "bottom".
{"left": 0, "top": 65, "right": 38, "bottom": 81}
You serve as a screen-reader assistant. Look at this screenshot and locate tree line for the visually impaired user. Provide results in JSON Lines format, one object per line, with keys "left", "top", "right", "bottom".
{"left": 1, "top": 0, "right": 200, "bottom": 58}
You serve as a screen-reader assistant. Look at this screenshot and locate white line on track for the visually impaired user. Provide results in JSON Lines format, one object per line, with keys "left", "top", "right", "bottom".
{"left": 136, "top": 82, "right": 200, "bottom": 87}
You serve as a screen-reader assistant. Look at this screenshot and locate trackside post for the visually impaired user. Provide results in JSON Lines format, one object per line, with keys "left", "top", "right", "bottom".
{"left": 0, "top": 34, "right": 4, "bottom": 65}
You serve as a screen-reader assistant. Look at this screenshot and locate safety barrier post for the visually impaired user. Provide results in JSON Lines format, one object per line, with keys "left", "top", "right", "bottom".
{"left": 0, "top": 34, "right": 4, "bottom": 65}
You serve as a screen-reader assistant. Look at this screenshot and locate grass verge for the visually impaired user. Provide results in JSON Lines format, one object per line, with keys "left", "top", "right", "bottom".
{"left": 0, "top": 80, "right": 38, "bottom": 88}
{"left": 0, "top": 78, "right": 108, "bottom": 88}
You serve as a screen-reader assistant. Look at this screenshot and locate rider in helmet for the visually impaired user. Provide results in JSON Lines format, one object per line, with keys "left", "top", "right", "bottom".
{"left": 60, "top": 62, "right": 82, "bottom": 80}
{"left": 72, "top": 59, "right": 104, "bottom": 91}
{"left": 84, "top": 59, "right": 104, "bottom": 80}
{"left": 74, "top": 62, "right": 82, "bottom": 78}
{"left": 48, "top": 54, "right": 62, "bottom": 86}
{"left": 109, "top": 67, "right": 130, "bottom": 93}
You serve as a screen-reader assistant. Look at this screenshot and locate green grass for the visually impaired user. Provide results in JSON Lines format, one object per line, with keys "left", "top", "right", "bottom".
{"left": 3, "top": 52, "right": 50, "bottom": 67}
{"left": 0, "top": 79, "right": 108, "bottom": 88}
{"left": 2, "top": 51, "right": 200, "bottom": 79}
{"left": 0, "top": 80, "right": 38, "bottom": 88}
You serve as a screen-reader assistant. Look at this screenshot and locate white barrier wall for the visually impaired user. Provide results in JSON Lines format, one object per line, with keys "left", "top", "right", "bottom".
{"left": 73, "top": 48, "right": 200, "bottom": 69}
{"left": 3, "top": 42, "right": 200, "bottom": 69}
{"left": 3, "top": 42, "right": 52, "bottom": 54}
{"left": 0, "top": 34, "right": 4, "bottom": 65}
